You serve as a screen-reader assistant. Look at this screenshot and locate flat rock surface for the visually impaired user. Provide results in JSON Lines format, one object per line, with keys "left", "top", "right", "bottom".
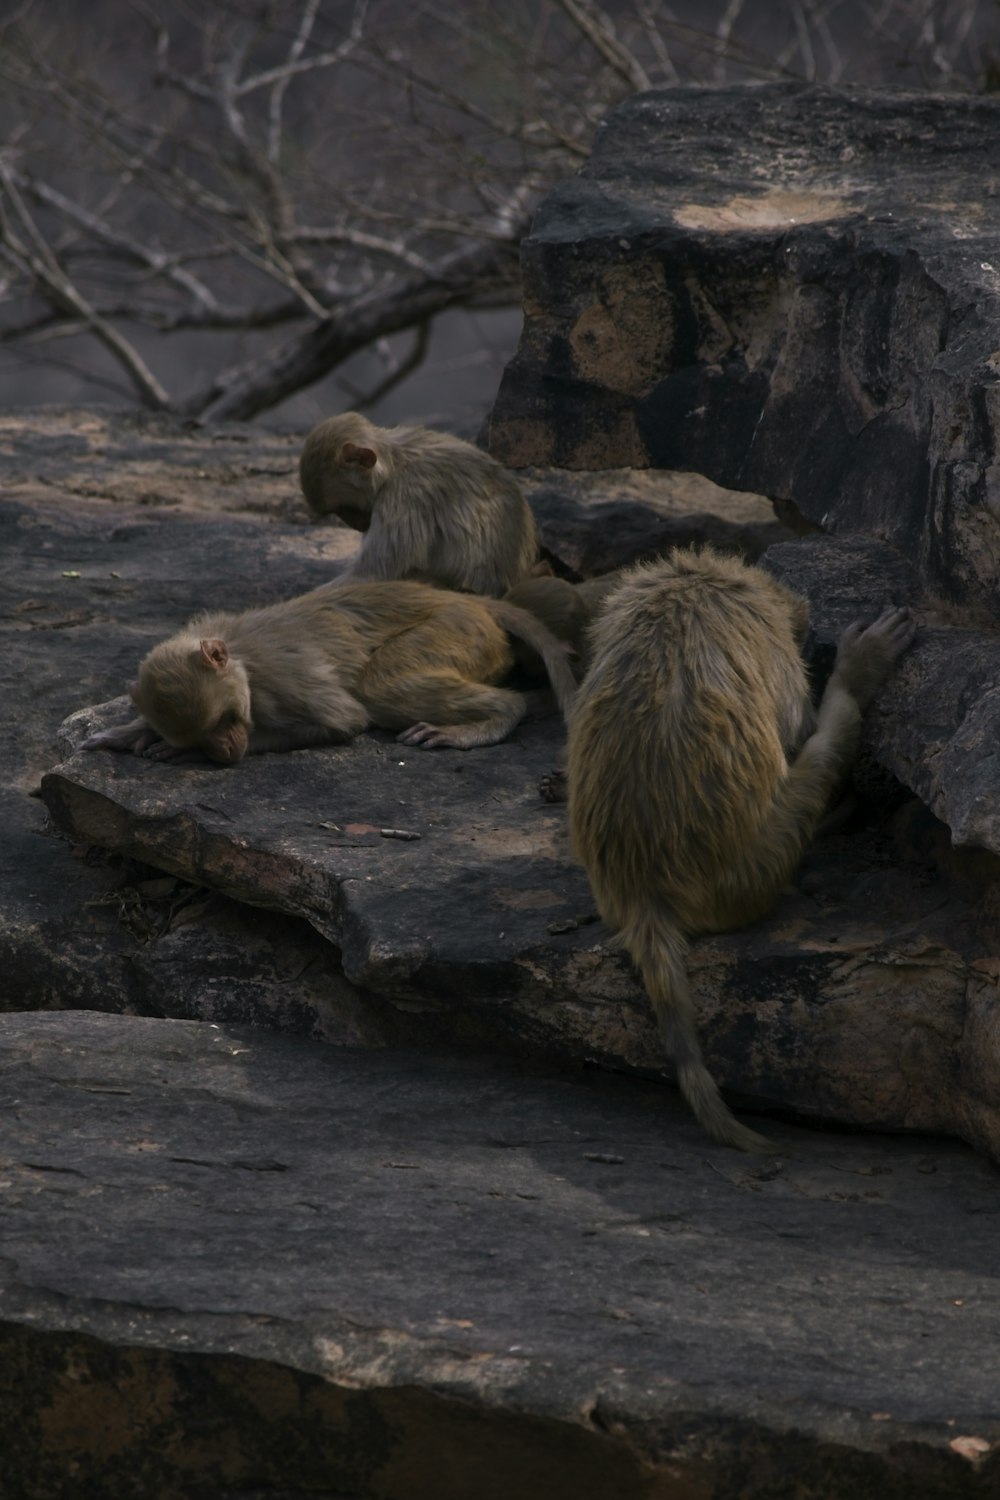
{"left": 42, "top": 655, "right": 1000, "bottom": 1165}
{"left": 0, "top": 406, "right": 777, "bottom": 1041}
{"left": 1, "top": 411, "right": 993, "bottom": 1161}
{"left": 2, "top": 1010, "right": 999, "bottom": 1499}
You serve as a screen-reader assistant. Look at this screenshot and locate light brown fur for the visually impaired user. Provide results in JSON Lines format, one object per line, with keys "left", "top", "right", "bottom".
{"left": 503, "top": 573, "right": 624, "bottom": 678}
{"left": 300, "top": 411, "right": 540, "bottom": 596}
{"left": 82, "top": 580, "right": 576, "bottom": 764}
{"left": 567, "top": 547, "right": 915, "bottom": 1152}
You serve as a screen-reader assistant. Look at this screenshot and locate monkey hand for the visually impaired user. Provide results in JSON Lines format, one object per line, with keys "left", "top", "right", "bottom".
{"left": 539, "top": 768, "right": 568, "bottom": 804}
{"left": 834, "top": 606, "right": 916, "bottom": 711}
{"left": 81, "top": 721, "right": 164, "bottom": 755}
{"left": 140, "top": 741, "right": 214, "bottom": 764}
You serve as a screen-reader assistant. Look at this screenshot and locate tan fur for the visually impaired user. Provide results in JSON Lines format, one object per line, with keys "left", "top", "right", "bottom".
{"left": 300, "top": 411, "right": 540, "bottom": 596}
{"left": 503, "top": 573, "right": 624, "bottom": 677}
{"left": 567, "top": 547, "right": 915, "bottom": 1152}
{"left": 82, "top": 580, "right": 576, "bottom": 764}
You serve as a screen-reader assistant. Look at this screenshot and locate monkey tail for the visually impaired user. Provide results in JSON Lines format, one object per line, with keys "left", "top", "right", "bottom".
{"left": 619, "top": 906, "right": 775, "bottom": 1153}
{"left": 487, "top": 599, "right": 578, "bottom": 720}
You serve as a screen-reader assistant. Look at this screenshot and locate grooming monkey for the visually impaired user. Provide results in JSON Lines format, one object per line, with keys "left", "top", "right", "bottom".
{"left": 503, "top": 572, "right": 624, "bottom": 678}
{"left": 567, "top": 547, "right": 915, "bottom": 1152}
{"left": 299, "top": 412, "right": 541, "bottom": 595}
{"left": 81, "top": 580, "right": 576, "bottom": 764}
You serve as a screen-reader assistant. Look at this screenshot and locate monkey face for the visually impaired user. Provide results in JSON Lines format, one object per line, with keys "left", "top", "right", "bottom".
{"left": 133, "top": 637, "right": 252, "bottom": 764}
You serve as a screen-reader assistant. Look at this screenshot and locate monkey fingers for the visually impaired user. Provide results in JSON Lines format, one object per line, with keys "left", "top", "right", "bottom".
{"left": 835, "top": 605, "right": 916, "bottom": 710}
{"left": 81, "top": 721, "right": 163, "bottom": 755}
{"left": 141, "top": 741, "right": 210, "bottom": 764}
{"left": 538, "top": 768, "right": 568, "bottom": 803}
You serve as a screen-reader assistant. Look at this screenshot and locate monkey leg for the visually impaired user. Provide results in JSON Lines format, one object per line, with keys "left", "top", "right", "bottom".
{"left": 539, "top": 768, "right": 568, "bottom": 803}
{"left": 365, "top": 672, "right": 528, "bottom": 749}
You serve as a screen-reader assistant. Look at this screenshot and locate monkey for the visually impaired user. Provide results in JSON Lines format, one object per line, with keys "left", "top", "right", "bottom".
{"left": 565, "top": 546, "right": 916, "bottom": 1153}
{"left": 299, "top": 411, "right": 541, "bottom": 596}
{"left": 79, "top": 579, "right": 577, "bottom": 765}
{"left": 502, "top": 572, "right": 624, "bottom": 678}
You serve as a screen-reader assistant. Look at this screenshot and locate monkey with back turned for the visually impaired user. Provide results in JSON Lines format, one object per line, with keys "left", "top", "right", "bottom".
{"left": 565, "top": 546, "right": 915, "bottom": 1152}
{"left": 81, "top": 579, "right": 576, "bottom": 764}
{"left": 299, "top": 411, "right": 541, "bottom": 596}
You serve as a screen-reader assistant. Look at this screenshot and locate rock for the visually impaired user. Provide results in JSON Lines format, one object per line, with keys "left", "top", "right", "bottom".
{"left": 41, "top": 685, "right": 1000, "bottom": 1163}
{"left": 1, "top": 1010, "right": 999, "bottom": 1499}
{"left": 764, "top": 537, "right": 1000, "bottom": 855}
{"left": 489, "top": 84, "right": 1000, "bottom": 624}
{"left": 486, "top": 83, "right": 1000, "bottom": 856}
{"left": 0, "top": 408, "right": 992, "bottom": 1161}
{"left": 525, "top": 464, "right": 795, "bottom": 576}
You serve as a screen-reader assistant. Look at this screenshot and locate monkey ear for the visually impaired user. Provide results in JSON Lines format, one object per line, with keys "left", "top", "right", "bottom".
{"left": 199, "top": 638, "right": 229, "bottom": 671}
{"left": 127, "top": 680, "right": 140, "bottom": 704}
{"left": 341, "top": 442, "right": 378, "bottom": 470}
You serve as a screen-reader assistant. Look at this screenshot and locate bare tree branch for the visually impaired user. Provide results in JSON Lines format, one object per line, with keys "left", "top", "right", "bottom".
{"left": 554, "top": 0, "right": 652, "bottom": 90}
{"left": 0, "top": 157, "right": 170, "bottom": 408}
{"left": 191, "top": 233, "right": 519, "bottom": 422}
{"left": 0, "top": 0, "right": 996, "bottom": 423}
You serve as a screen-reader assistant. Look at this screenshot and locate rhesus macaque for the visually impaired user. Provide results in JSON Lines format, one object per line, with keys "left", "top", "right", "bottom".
{"left": 503, "top": 573, "right": 623, "bottom": 678}
{"left": 299, "top": 411, "right": 541, "bottom": 596}
{"left": 566, "top": 547, "right": 915, "bottom": 1152}
{"left": 81, "top": 580, "right": 576, "bottom": 765}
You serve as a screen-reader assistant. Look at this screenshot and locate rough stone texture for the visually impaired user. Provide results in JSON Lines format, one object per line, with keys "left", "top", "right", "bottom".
{"left": 524, "top": 464, "right": 795, "bottom": 575}
{"left": 37, "top": 681, "right": 1000, "bottom": 1164}
{"left": 764, "top": 536, "right": 1000, "bottom": 856}
{"left": 488, "top": 84, "right": 1000, "bottom": 852}
{"left": 0, "top": 406, "right": 773, "bottom": 1042}
{"left": 489, "top": 84, "right": 1000, "bottom": 620}
{"left": 0, "top": 409, "right": 993, "bottom": 1162}
{"left": 2, "top": 1010, "right": 999, "bottom": 1500}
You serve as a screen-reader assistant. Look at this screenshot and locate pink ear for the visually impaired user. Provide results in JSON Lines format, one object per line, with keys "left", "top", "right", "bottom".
{"left": 200, "top": 638, "right": 229, "bottom": 670}
{"left": 127, "top": 680, "right": 140, "bottom": 704}
{"left": 341, "top": 442, "right": 378, "bottom": 470}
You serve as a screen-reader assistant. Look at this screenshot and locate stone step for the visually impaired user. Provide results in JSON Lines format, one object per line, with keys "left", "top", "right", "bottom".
{"left": 1, "top": 1011, "right": 998, "bottom": 1498}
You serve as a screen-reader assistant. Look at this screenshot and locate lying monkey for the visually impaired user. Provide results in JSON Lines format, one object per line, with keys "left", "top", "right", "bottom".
{"left": 566, "top": 547, "right": 916, "bottom": 1152}
{"left": 299, "top": 411, "right": 540, "bottom": 596}
{"left": 82, "top": 580, "right": 576, "bottom": 764}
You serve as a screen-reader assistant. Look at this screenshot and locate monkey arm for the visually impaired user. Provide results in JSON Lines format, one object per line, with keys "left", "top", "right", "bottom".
{"left": 81, "top": 719, "right": 166, "bottom": 755}
{"left": 347, "top": 516, "right": 428, "bottom": 581}
{"left": 247, "top": 700, "right": 370, "bottom": 755}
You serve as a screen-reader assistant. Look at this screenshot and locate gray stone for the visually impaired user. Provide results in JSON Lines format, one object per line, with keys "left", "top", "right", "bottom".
{"left": 42, "top": 681, "right": 1000, "bottom": 1164}
{"left": 764, "top": 537, "right": 1000, "bottom": 854}
{"left": 1, "top": 409, "right": 992, "bottom": 1162}
{"left": 489, "top": 84, "right": 1000, "bottom": 619}
{"left": 487, "top": 83, "right": 1000, "bottom": 858}
{"left": 1, "top": 1010, "right": 999, "bottom": 1499}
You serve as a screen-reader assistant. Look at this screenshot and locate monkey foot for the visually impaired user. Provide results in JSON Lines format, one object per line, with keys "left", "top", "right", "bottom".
{"left": 396, "top": 722, "right": 469, "bottom": 750}
{"left": 538, "top": 768, "right": 568, "bottom": 804}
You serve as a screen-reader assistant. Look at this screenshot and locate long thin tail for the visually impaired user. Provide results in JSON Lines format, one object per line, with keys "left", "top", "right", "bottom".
{"left": 620, "top": 905, "right": 774, "bottom": 1153}
{"left": 487, "top": 599, "right": 578, "bottom": 720}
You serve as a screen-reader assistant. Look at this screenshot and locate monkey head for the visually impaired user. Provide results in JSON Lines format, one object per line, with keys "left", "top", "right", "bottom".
{"left": 131, "top": 636, "right": 252, "bottom": 764}
{"left": 299, "top": 411, "right": 387, "bottom": 529}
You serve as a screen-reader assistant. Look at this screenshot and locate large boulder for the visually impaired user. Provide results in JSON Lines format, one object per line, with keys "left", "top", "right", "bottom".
{"left": 487, "top": 83, "right": 1000, "bottom": 857}
{"left": 489, "top": 84, "right": 1000, "bottom": 619}
{"left": 0, "top": 405, "right": 991, "bottom": 1161}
